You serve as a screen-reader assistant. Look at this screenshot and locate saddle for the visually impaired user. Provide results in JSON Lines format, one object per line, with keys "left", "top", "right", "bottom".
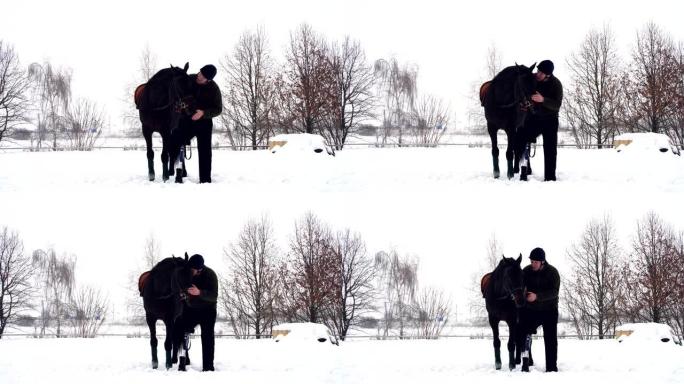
{"left": 134, "top": 84, "right": 146, "bottom": 110}
{"left": 138, "top": 270, "right": 151, "bottom": 296}
{"left": 479, "top": 81, "right": 492, "bottom": 107}
{"left": 480, "top": 272, "right": 492, "bottom": 298}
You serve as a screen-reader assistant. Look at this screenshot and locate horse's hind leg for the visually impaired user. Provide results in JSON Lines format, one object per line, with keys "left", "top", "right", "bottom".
{"left": 489, "top": 315, "right": 502, "bottom": 370}
{"left": 488, "top": 124, "right": 500, "bottom": 179}
{"left": 146, "top": 314, "right": 158, "bottom": 369}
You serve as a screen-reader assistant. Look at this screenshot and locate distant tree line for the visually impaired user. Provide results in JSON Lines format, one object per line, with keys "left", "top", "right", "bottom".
{"left": 565, "top": 22, "right": 684, "bottom": 149}
{"left": 0, "top": 227, "right": 108, "bottom": 339}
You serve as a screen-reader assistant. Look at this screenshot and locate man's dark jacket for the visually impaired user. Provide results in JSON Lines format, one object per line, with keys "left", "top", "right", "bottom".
{"left": 523, "top": 263, "right": 560, "bottom": 311}
{"left": 187, "top": 267, "right": 218, "bottom": 309}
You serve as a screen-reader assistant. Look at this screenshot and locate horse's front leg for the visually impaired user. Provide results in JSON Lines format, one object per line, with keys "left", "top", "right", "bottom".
{"left": 489, "top": 124, "right": 501, "bottom": 179}
{"left": 146, "top": 314, "right": 158, "bottom": 369}
{"left": 163, "top": 321, "right": 174, "bottom": 369}
{"left": 178, "top": 332, "right": 191, "bottom": 371}
{"left": 160, "top": 135, "right": 170, "bottom": 182}
{"left": 174, "top": 146, "right": 185, "bottom": 184}
{"left": 489, "top": 316, "right": 502, "bottom": 370}
{"left": 521, "top": 334, "right": 532, "bottom": 372}
{"left": 506, "top": 321, "right": 517, "bottom": 370}
{"left": 505, "top": 130, "right": 517, "bottom": 179}
{"left": 144, "top": 129, "right": 155, "bottom": 181}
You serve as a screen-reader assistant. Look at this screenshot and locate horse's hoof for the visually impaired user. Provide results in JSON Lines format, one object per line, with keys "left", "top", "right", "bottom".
{"left": 495, "top": 362, "right": 502, "bottom": 370}
{"left": 165, "top": 362, "right": 172, "bottom": 370}
{"left": 152, "top": 361, "right": 158, "bottom": 369}
{"left": 493, "top": 170, "right": 500, "bottom": 179}
{"left": 148, "top": 173, "right": 155, "bottom": 181}
{"left": 509, "top": 363, "right": 516, "bottom": 371}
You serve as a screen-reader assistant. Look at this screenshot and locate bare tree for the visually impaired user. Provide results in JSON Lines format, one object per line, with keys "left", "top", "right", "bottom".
{"left": 410, "top": 94, "right": 450, "bottom": 146}
{"left": 622, "top": 212, "right": 678, "bottom": 323}
{"left": 565, "top": 25, "right": 622, "bottom": 148}
{"left": 69, "top": 285, "right": 108, "bottom": 337}
{"left": 221, "top": 215, "right": 278, "bottom": 338}
{"left": 666, "top": 42, "right": 684, "bottom": 148}
{"left": 65, "top": 98, "right": 105, "bottom": 150}
{"left": 666, "top": 232, "right": 684, "bottom": 337}
{"left": 27, "top": 61, "right": 72, "bottom": 150}
{"left": 322, "top": 37, "right": 376, "bottom": 150}
{"left": 125, "top": 233, "right": 161, "bottom": 323}
{"left": 279, "top": 24, "right": 336, "bottom": 134}
{"left": 468, "top": 233, "right": 502, "bottom": 322}
{"left": 413, "top": 286, "right": 451, "bottom": 339}
{"left": 282, "top": 212, "right": 336, "bottom": 323}
{"left": 563, "top": 215, "right": 622, "bottom": 339}
{"left": 467, "top": 43, "right": 503, "bottom": 131}
{"left": 0, "top": 41, "right": 30, "bottom": 144}
{"left": 324, "top": 229, "right": 376, "bottom": 341}
{"left": 0, "top": 228, "right": 35, "bottom": 338}
{"left": 221, "top": 26, "right": 276, "bottom": 150}
{"left": 621, "top": 22, "right": 678, "bottom": 134}
{"left": 374, "top": 250, "right": 418, "bottom": 338}
{"left": 122, "top": 44, "right": 158, "bottom": 136}
{"left": 32, "top": 249, "right": 76, "bottom": 337}
{"left": 374, "top": 58, "right": 418, "bottom": 146}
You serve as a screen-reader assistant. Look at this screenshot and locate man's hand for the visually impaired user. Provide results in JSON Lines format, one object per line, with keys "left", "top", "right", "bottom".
{"left": 191, "top": 110, "right": 205, "bottom": 121}
{"left": 531, "top": 92, "right": 544, "bottom": 103}
{"left": 526, "top": 291, "right": 537, "bottom": 302}
{"left": 187, "top": 285, "right": 200, "bottom": 296}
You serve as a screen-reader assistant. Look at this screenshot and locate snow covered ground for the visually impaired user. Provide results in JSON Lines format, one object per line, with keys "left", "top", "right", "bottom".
{"left": 1, "top": 143, "right": 683, "bottom": 382}
{"left": 0, "top": 336, "right": 682, "bottom": 383}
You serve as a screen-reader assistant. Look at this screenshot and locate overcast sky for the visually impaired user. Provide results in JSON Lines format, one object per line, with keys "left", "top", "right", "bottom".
{"left": 2, "top": 0, "right": 684, "bottom": 130}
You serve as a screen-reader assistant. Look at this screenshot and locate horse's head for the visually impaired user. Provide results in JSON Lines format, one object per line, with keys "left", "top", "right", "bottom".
{"left": 513, "top": 62, "right": 537, "bottom": 108}
{"left": 493, "top": 254, "right": 524, "bottom": 306}
{"left": 145, "top": 63, "right": 195, "bottom": 116}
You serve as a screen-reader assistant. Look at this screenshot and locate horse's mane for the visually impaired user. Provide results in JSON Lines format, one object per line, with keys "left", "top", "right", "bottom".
{"left": 148, "top": 67, "right": 180, "bottom": 85}
{"left": 149, "top": 256, "right": 187, "bottom": 277}
{"left": 486, "top": 257, "right": 519, "bottom": 298}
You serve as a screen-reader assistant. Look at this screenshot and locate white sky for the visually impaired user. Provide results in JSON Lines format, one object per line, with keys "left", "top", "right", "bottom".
{"left": 2, "top": 0, "right": 684, "bottom": 130}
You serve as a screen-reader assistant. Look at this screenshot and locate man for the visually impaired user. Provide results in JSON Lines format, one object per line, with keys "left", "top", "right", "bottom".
{"left": 183, "top": 254, "right": 218, "bottom": 371}
{"left": 175, "top": 64, "right": 222, "bottom": 183}
{"left": 520, "top": 247, "right": 560, "bottom": 372}
{"left": 522, "top": 59, "right": 563, "bottom": 181}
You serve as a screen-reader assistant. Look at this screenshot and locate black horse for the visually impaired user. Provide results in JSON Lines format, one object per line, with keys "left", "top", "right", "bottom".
{"left": 139, "top": 254, "right": 193, "bottom": 369}
{"left": 135, "top": 63, "right": 195, "bottom": 182}
{"left": 480, "top": 64, "right": 537, "bottom": 179}
{"left": 481, "top": 254, "right": 525, "bottom": 370}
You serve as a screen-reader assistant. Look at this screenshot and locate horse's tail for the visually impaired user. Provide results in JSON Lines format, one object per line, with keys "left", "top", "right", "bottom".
{"left": 481, "top": 272, "right": 492, "bottom": 298}
{"left": 138, "top": 270, "right": 151, "bottom": 296}
{"left": 479, "top": 81, "right": 492, "bottom": 107}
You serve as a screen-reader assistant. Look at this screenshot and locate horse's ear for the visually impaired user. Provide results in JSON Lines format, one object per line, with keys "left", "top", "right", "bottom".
{"left": 517, "top": 253, "right": 522, "bottom": 263}
{"left": 529, "top": 62, "right": 537, "bottom": 72}
{"left": 184, "top": 252, "right": 189, "bottom": 261}
{"left": 183, "top": 62, "right": 189, "bottom": 73}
